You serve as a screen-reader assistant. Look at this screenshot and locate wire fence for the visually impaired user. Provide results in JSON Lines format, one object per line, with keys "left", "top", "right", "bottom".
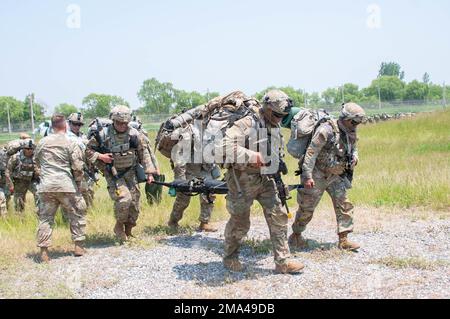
{"left": 1, "top": 99, "right": 448, "bottom": 135}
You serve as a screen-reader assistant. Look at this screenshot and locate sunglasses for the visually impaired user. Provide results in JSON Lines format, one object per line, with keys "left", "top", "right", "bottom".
{"left": 72, "top": 123, "right": 83, "bottom": 127}
{"left": 351, "top": 120, "right": 362, "bottom": 126}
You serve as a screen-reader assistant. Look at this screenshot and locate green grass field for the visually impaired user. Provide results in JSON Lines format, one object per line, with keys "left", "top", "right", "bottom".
{"left": 0, "top": 110, "right": 449, "bottom": 268}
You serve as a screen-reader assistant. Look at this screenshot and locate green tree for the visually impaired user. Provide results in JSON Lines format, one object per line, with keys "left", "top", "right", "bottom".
{"left": 0, "top": 96, "right": 24, "bottom": 126}
{"left": 23, "top": 95, "right": 46, "bottom": 122}
{"left": 321, "top": 87, "right": 340, "bottom": 105}
{"left": 422, "top": 72, "right": 430, "bottom": 84}
{"left": 404, "top": 80, "right": 429, "bottom": 101}
{"left": 174, "top": 90, "right": 207, "bottom": 112}
{"left": 367, "top": 76, "right": 405, "bottom": 101}
{"left": 342, "top": 83, "right": 361, "bottom": 103}
{"left": 307, "top": 92, "right": 322, "bottom": 107}
{"left": 54, "top": 103, "right": 79, "bottom": 117}
{"left": 82, "top": 94, "right": 129, "bottom": 118}
{"left": 138, "top": 78, "right": 177, "bottom": 114}
{"left": 378, "top": 62, "right": 405, "bottom": 80}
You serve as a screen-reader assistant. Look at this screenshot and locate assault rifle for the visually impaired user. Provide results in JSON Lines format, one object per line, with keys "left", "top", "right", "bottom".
{"left": 152, "top": 178, "right": 228, "bottom": 204}
{"left": 90, "top": 118, "right": 120, "bottom": 195}
{"left": 269, "top": 159, "right": 304, "bottom": 219}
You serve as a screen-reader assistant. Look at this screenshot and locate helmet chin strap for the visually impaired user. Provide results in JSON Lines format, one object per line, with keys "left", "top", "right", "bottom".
{"left": 262, "top": 107, "right": 280, "bottom": 126}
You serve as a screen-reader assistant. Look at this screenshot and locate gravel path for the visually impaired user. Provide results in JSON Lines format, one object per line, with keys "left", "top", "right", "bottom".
{"left": 5, "top": 209, "right": 450, "bottom": 299}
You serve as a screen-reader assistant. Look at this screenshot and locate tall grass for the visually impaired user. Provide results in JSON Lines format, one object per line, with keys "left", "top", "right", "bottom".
{"left": 0, "top": 110, "right": 448, "bottom": 267}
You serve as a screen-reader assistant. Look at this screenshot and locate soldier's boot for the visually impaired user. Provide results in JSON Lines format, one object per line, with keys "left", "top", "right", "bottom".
{"left": 288, "top": 233, "right": 308, "bottom": 250}
{"left": 338, "top": 232, "right": 360, "bottom": 251}
{"left": 124, "top": 224, "right": 135, "bottom": 238}
{"left": 74, "top": 241, "right": 85, "bottom": 257}
{"left": 223, "top": 258, "right": 244, "bottom": 272}
{"left": 275, "top": 260, "right": 305, "bottom": 274}
{"left": 167, "top": 218, "right": 179, "bottom": 234}
{"left": 40, "top": 247, "right": 50, "bottom": 263}
{"left": 198, "top": 221, "right": 218, "bottom": 233}
{"left": 114, "top": 221, "right": 128, "bottom": 241}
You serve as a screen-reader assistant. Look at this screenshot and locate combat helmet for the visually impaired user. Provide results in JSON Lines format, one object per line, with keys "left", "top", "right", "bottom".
{"left": 110, "top": 105, "right": 132, "bottom": 122}
{"left": 22, "top": 139, "right": 36, "bottom": 150}
{"left": 340, "top": 103, "right": 366, "bottom": 123}
{"left": 262, "top": 90, "right": 293, "bottom": 116}
{"left": 68, "top": 112, "right": 84, "bottom": 125}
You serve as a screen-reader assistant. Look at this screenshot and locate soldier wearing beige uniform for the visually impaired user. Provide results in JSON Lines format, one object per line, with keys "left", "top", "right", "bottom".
{"left": 34, "top": 114, "right": 87, "bottom": 262}
{"left": 86, "top": 106, "right": 157, "bottom": 241}
{"left": 67, "top": 112, "right": 97, "bottom": 207}
{"left": 222, "top": 90, "right": 304, "bottom": 274}
{"left": 289, "top": 103, "right": 365, "bottom": 251}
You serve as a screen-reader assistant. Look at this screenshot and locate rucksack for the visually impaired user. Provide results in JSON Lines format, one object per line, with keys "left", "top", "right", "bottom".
{"left": 6, "top": 139, "right": 27, "bottom": 157}
{"left": 286, "top": 109, "right": 333, "bottom": 160}
{"left": 87, "top": 118, "right": 113, "bottom": 140}
{"left": 155, "top": 91, "right": 260, "bottom": 159}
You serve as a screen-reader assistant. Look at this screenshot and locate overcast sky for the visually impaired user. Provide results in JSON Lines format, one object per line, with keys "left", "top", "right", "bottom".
{"left": 1, "top": 0, "right": 449, "bottom": 112}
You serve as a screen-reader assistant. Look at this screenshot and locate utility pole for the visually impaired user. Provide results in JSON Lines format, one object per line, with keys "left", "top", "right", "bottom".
{"left": 377, "top": 84, "right": 382, "bottom": 110}
{"left": 304, "top": 89, "right": 307, "bottom": 108}
{"left": 444, "top": 82, "right": 447, "bottom": 108}
{"left": 7, "top": 102, "right": 12, "bottom": 135}
{"left": 29, "top": 93, "right": 35, "bottom": 137}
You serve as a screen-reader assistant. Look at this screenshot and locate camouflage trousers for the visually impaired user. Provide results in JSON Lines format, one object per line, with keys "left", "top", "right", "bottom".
{"left": 12, "top": 179, "right": 39, "bottom": 213}
{"left": 83, "top": 172, "right": 97, "bottom": 208}
{"left": 224, "top": 169, "right": 291, "bottom": 266}
{"left": 37, "top": 192, "right": 87, "bottom": 247}
{"left": 106, "top": 170, "right": 141, "bottom": 227}
{"left": 293, "top": 169, "right": 354, "bottom": 235}
{"left": 170, "top": 163, "right": 215, "bottom": 224}
{"left": 0, "top": 186, "right": 7, "bottom": 217}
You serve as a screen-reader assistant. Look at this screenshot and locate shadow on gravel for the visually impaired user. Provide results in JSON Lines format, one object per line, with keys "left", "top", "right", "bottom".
{"left": 85, "top": 233, "right": 119, "bottom": 248}
{"left": 163, "top": 234, "right": 286, "bottom": 286}
{"left": 290, "top": 238, "right": 337, "bottom": 253}
{"left": 27, "top": 250, "right": 73, "bottom": 263}
{"left": 173, "top": 261, "right": 275, "bottom": 287}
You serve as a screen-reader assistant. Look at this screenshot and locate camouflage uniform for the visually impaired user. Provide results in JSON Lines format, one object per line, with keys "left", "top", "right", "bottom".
{"left": 222, "top": 92, "right": 295, "bottom": 269}
{"left": 169, "top": 162, "right": 218, "bottom": 224}
{"left": 86, "top": 109, "right": 156, "bottom": 231}
{"left": 0, "top": 147, "right": 8, "bottom": 217}
{"left": 129, "top": 121, "right": 161, "bottom": 205}
{"left": 292, "top": 119, "right": 357, "bottom": 235}
{"left": 291, "top": 103, "right": 365, "bottom": 251}
{"left": 34, "top": 133, "right": 87, "bottom": 248}
{"left": 67, "top": 116, "right": 97, "bottom": 208}
{"left": 5, "top": 148, "right": 40, "bottom": 213}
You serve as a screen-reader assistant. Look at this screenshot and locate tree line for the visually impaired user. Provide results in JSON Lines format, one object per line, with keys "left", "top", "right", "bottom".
{"left": 1, "top": 62, "right": 448, "bottom": 125}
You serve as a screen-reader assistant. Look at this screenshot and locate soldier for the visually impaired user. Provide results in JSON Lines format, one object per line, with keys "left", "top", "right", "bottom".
{"left": 221, "top": 90, "right": 304, "bottom": 274}
{"left": 168, "top": 162, "right": 220, "bottom": 232}
{"left": 289, "top": 103, "right": 365, "bottom": 252}
{"left": 5, "top": 139, "right": 40, "bottom": 213}
{"left": 86, "top": 105, "right": 157, "bottom": 241}
{"left": 0, "top": 147, "right": 8, "bottom": 217}
{"left": 67, "top": 112, "right": 97, "bottom": 207}
{"left": 128, "top": 118, "right": 162, "bottom": 205}
{"left": 34, "top": 114, "right": 87, "bottom": 262}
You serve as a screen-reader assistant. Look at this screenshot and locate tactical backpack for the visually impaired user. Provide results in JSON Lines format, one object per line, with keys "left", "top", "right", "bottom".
{"left": 6, "top": 139, "right": 27, "bottom": 157}
{"left": 0, "top": 148, "right": 7, "bottom": 172}
{"left": 286, "top": 109, "right": 333, "bottom": 161}
{"left": 87, "top": 118, "right": 113, "bottom": 140}
{"left": 155, "top": 91, "right": 261, "bottom": 160}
